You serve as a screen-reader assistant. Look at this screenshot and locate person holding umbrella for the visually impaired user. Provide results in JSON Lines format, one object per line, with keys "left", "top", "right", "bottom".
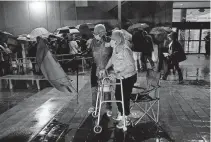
{"left": 161, "top": 32, "right": 186, "bottom": 84}
{"left": 150, "top": 27, "right": 173, "bottom": 72}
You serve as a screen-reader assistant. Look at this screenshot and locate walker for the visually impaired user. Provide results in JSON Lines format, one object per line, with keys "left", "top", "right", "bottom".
{"left": 92, "top": 76, "right": 127, "bottom": 133}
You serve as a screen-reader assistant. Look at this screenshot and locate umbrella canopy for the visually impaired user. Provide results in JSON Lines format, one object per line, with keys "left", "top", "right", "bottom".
{"left": 76, "top": 23, "right": 95, "bottom": 31}
{"left": 27, "top": 27, "right": 51, "bottom": 41}
{"left": 0, "top": 31, "right": 13, "bottom": 37}
{"left": 0, "top": 31, "right": 14, "bottom": 42}
{"left": 128, "top": 23, "right": 149, "bottom": 31}
{"left": 77, "top": 23, "right": 93, "bottom": 39}
{"left": 150, "top": 27, "right": 173, "bottom": 35}
{"left": 150, "top": 27, "right": 173, "bottom": 43}
{"left": 57, "top": 26, "right": 69, "bottom": 31}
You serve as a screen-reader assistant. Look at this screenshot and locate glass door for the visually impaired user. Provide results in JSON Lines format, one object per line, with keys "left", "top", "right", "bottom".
{"left": 178, "top": 29, "right": 201, "bottom": 53}
{"left": 200, "top": 29, "right": 210, "bottom": 53}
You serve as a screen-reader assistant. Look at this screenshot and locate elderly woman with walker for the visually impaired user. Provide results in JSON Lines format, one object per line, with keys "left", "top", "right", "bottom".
{"left": 99, "top": 30, "right": 137, "bottom": 130}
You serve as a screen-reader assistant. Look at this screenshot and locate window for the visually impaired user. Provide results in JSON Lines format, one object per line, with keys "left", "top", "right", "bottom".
{"left": 178, "top": 29, "right": 201, "bottom": 53}
{"left": 186, "top": 9, "right": 210, "bottom": 22}
{"left": 172, "top": 9, "right": 182, "bottom": 22}
{"left": 173, "top": 8, "right": 210, "bottom": 22}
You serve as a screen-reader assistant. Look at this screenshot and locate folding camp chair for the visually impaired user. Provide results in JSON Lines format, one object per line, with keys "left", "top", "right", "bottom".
{"left": 130, "top": 68, "right": 161, "bottom": 126}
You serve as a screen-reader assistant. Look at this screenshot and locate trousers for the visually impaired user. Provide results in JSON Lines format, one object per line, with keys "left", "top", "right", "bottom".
{"left": 91, "top": 63, "right": 112, "bottom": 110}
{"left": 115, "top": 74, "right": 137, "bottom": 116}
{"left": 163, "top": 59, "right": 183, "bottom": 81}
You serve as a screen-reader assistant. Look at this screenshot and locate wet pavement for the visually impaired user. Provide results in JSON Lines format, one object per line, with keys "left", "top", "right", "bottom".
{"left": 0, "top": 75, "right": 89, "bottom": 142}
{"left": 0, "top": 55, "right": 209, "bottom": 142}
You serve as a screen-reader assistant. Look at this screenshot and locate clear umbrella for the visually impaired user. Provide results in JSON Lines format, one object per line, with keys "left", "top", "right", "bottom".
{"left": 27, "top": 27, "right": 51, "bottom": 41}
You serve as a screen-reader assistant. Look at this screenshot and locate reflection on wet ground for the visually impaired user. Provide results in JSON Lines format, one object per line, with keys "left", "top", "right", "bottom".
{"left": 72, "top": 114, "right": 174, "bottom": 142}
{"left": 0, "top": 88, "right": 37, "bottom": 115}
{"left": 181, "top": 55, "right": 210, "bottom": 82}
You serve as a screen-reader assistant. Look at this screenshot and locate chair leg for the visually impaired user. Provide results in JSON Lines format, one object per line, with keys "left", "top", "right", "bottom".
{"left": 9, "top": 79, "right": 13, "bottom": 90}
{"left": 36, "top": 80, "right": 40, "bottom": 90}
{"left": 151, "top": 106, "right": 156, "bottom": 121}
{"left": 156, "top": 100, "right": 160, "bottom": 123}
{"left": 144, "top": 103, "right": 148, "bottom": 122}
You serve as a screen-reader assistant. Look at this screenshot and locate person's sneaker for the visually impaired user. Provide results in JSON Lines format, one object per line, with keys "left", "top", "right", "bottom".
{"left": 88, "top": 107, "right": 95, "bottom": 114}
{"left": 114, "top": 111, "right": 122, "bottom": 121}
{"left": 116, "top": 116, "right": 131, "bottom": 129}
{"left": 106, "top": 110, "right": 112, "bottom": 117}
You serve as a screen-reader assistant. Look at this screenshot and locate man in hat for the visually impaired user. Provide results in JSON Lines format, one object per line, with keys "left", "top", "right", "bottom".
{"left": 87, "top": 24, "right": 113, "bottom": 116}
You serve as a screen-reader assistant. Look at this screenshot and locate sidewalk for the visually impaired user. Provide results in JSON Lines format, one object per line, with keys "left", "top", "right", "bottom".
{"left": 0, "top": 55, "right": 209, "bottom": 142}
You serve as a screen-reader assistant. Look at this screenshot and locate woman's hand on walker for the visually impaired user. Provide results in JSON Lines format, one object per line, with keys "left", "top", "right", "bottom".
{"left": 108, "top": 73, "right": 116, "bottom": 80}
{"left": 99, "top": 69, "right": 106, "bottom": 78}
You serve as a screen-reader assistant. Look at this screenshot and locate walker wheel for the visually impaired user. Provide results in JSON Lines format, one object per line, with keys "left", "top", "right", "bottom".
{"left": 94, "top": 125, "right": 102, "bottom": 134}
{"left": 92, "top": 112, "right": 98, "bottom": 118}
{"left": 123, "top": 127, "right": 127, "bottom": 132}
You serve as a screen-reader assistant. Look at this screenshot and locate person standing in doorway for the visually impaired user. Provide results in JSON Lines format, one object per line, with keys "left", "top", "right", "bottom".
{"left": 204, "top": 32, "right": 210, "bottom": 56}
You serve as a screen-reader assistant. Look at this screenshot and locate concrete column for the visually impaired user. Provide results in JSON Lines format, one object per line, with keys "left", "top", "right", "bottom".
{"left": 118, "top": 0, "right": 121, "bottom": 28}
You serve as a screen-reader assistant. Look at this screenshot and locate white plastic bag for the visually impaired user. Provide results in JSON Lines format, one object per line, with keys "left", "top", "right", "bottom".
{"left": 152, "top": 44, "right": 158, "bottom": 62}
{"left": 152, "top": 52, "right": 156, "bottom": 62}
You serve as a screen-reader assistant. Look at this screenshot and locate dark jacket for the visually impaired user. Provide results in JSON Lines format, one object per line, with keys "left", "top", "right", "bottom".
{"left": 132, "top": 31, "right": 144, "bottom": 52}
{"left": 132, "top": 31, "right": 153, "bottom": 54}
{"left": 169, "top": 40, "right": 186, "bottom": 63}
{"left": 144, "top": 35, "right": 154, "bottom": 53}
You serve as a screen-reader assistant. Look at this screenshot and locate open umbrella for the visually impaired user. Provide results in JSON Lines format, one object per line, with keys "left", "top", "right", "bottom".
{"left": 36, "top": 37, "right": 77, "bottom": 94}
{"left": 128, "top": 23, "right": 149, "bottom": 31}
{"left": 27, "top": 27, "right": 51, "bottom": 41}
{"left": 150, "top": 27, "right": 173, "bottom": 43}
{"left": 150, "top": 27, "right": 173, "bottom": 35}
{"left": 0, "top": 31, "right": 14, "bottom": 43}
{"left": 77, "top": 23, "right": 93, "bottom": 39}
{"left": 76, "top": 23, "right": 95, "bottom": 31}
{"left": 0, "top": 31, "right": 13, "bottom": 37}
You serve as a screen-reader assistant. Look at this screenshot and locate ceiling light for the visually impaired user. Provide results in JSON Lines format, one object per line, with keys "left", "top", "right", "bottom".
{"left": 180, "top": 4, "right": 183, "bottom": 6}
